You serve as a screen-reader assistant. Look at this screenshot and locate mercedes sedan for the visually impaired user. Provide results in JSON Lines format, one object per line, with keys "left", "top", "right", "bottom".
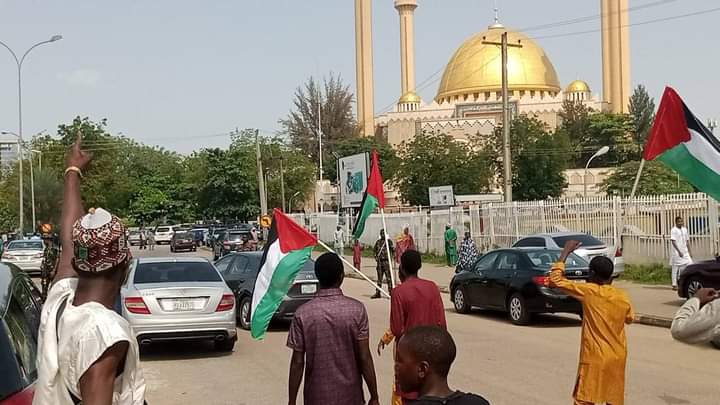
{"left": 121, "top": 257, "right": 237, "bottom": 351}
{"left": 1, "top": 240, "right": 44, "bottom": 275}
{"left": 450, "top": 248, "right": 588, "bottom": 325}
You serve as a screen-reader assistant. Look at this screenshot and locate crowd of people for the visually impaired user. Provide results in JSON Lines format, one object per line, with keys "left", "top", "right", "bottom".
{"left": 31, "top": 136, "right": 720, "bottom": 405}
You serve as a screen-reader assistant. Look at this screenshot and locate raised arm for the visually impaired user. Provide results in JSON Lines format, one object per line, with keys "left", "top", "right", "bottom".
{"left": 671, "top": 289, "right": 720, "bottom": 344}
{"left": 548, "top": 240, "right": 591, "bottom": 300}
{"left": 55, "top": 134, "right": 93, "bottom": 283}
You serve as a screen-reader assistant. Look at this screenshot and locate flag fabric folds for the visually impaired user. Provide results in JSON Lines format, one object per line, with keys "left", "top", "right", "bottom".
{"left": 352, "top": 150, "right": 385, "bottom": 240}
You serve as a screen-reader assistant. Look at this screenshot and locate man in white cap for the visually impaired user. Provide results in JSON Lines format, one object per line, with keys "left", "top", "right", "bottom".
{"left": 34, "top": 134, "right": 146, "bottom": 405}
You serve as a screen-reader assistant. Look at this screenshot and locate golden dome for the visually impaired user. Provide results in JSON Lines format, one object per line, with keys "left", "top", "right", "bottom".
{"left": 436, "top": 24, "right": 561, "bottom": 102}
{"left": 565, "top": 80, "right": 591, "bottom": 93}
{"left": 398, "top": 91, "right": 421, "bottom": 104}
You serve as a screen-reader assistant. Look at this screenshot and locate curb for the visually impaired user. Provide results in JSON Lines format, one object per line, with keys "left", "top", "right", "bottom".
{"left": 344, "top": 272, "right": 672, "bottom": 329}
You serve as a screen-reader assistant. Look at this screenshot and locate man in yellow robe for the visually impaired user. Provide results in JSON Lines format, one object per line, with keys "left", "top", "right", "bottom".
{"left": 549, "top": 240, "right": 634, "bottom": 405}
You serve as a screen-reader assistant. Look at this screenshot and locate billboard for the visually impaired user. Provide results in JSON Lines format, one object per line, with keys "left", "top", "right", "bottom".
{"left": 339, "top": 152, "right": 370, "bottom": 208}
{"left": 429, "top": 185, "right": 455, "bottom": 207}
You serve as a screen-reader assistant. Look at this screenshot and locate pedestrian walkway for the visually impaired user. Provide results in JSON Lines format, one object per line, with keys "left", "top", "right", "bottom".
{"left": 332, "top": 253, "right": 682, "bottom": 326}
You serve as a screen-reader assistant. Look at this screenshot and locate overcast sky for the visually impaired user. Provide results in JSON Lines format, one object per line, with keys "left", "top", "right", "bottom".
{"left": 0, "top": 0, "right": 718, "bottom": 154}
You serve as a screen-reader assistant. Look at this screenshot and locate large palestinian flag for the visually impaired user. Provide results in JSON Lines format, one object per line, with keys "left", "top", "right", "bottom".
{"left": 644, "top": 87, "right": 720, "bottom": 201}
{"left": 352, "top": 150, "right": 385, "bottom": 240}
{"left": 251, "top": 208, "right": 317, "bottom": 339}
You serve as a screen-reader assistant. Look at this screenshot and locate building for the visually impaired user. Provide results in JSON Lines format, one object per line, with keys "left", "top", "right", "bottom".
{"left": 0, "top": 142, "right": 19, "bottom": 168}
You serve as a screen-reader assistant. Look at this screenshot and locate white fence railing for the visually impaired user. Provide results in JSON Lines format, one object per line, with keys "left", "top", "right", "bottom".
{"left": 289, "top": 193, "right": 720, "bottom": 265}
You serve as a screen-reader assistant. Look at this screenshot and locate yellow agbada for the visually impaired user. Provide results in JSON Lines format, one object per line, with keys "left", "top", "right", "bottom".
{"left": 549, "top": 262, "right": 634, "bottom": 405}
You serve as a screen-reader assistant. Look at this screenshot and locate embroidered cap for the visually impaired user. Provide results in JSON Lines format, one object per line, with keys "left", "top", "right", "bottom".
{"left": 72, "top": 208, "right": 131, "bottom": 273}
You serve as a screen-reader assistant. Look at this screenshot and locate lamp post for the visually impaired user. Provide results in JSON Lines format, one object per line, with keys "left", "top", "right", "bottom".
{"left": 0, "top": 34, "right": 63, "bottom": 233}
{"left": 31, "top": 150, "right": 42, "bottom": 171}
{"left": 288, "top": 191, "right": 301, "bottom": 213}
{"left": 584, "top": 146, "right": 610, "bottom": 199}
{"left": 1, "top": 130, "right": 37, "bottom": 232}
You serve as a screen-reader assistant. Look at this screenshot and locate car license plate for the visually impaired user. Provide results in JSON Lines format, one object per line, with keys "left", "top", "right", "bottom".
{"left": 161, "top": 298, "right": 205, "bottom": 312}
{"left": 301, "top": 284, "right": 317, "bottom": 295}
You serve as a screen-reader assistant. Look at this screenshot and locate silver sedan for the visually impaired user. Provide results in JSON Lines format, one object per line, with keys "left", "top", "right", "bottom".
{"left": 121, "top": 257, "right": 237, "bottom": 352}
{"left": 1, "top": 240, "right": 44, "bottom": 274}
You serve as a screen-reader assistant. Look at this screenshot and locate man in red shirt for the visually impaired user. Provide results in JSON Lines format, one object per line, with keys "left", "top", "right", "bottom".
{"left": 385, "top": 250, "right": 447, "bottom": 403}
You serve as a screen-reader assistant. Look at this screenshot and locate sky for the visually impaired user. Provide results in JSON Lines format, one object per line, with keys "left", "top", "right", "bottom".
{"left": 0, "top": 0, "right": 718, "bottom": 154}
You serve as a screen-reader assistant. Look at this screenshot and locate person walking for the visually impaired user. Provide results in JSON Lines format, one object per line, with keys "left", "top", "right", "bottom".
{"left": 444, "top": 224, "right": 458, "bottom": 267}
{"left": 395, "top": 326, "right": 491, "bottom": 405}
{"left": 139, "top": 227, "right": 147, "bottom": 250}
{"left": 147, "top": 230, "right": 155, "bottom": 251}
{"left": 670, "top": 216, "right": 693, "bottom": 290}
{"left": 353, "top": 239, "right": 363, "bottom": 270}
{"left": 456, "top": 231, "right": 479, "bottom": 273}
{"left": 287, "top": 253, "right": 380, "bottom": 405}
{"left": 549, "top": 240, "right": 634, "bottom": 405}
{"left": 379, "top": 250, "right": 447, "bottom": 403}
{"left": 372, "top": 229, "right": 394, "bottom": 299}
{"left": 334, "top": 225, "right": 345, "bottom": 256}
{"left": 395, "top": 225, "right": 416, "bottom": 266}
{"left": 671, "top": 288, "right": 720, "bottom": 345}
{"left": 34, "top": 134, "right": 146, "bottom": 405}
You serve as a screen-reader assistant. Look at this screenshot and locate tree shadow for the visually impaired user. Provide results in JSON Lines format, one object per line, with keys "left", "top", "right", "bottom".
{"left": 140, "top": 340, "right": 234, "bottom": 361}
{"left": 447, "top": 308, "right": 582, "bottom": 328}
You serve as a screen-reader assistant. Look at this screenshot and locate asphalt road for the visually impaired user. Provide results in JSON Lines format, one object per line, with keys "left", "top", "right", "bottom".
{"left": 135, "top": 245, "right": 719, "bottom": 405}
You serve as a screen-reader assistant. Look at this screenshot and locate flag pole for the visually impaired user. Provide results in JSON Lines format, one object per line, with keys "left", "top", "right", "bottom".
{"left": 628, "top": 159, "right": 646, "bottom": 202}
{"left": 380, "top": 208, "right": 397, "bottom": 288}
{"left": 616, "top": 158, "right": 646, "bottom": 255}
{"left": 317, "top": 240, "right": 391, "bottom": 299}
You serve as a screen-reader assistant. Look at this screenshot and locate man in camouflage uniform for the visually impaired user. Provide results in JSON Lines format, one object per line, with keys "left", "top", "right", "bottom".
{"left": 40, "top": 227, "right": 60, "bottom": 302}
{"left": 372, "top": 229, "right": 394, "bottom": 299}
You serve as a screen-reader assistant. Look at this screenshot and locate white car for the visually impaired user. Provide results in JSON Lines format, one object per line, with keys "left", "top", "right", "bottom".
{"left": 1, "top": 240, "right": 44, "bottom": 274}
{"left": 153, "top": 226, "right": 175, "bottom": 245}
{"left": 513, "top": 232, "right": 624, "bottom": 277}
{"left": 121, "top": 257, "right": 237, "bottom": 351}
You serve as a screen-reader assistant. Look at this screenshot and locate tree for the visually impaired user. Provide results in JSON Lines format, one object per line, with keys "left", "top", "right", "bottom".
{"left": 557, "top": 99, "right": 592, "bottom": 167}
{"left": 600, "top": 160, "right": 693, "bottom": 196}
{"left": 629, "top": 84, "right": 656, "bottom": 147}
{"left": 324, "top": 136, "right": 398, "bottom": 183}
{"left": 395, "top": 132, "right": 493, "bottom": 206}
{"left": 279, "top": 74, "right": 357, "bottom": 172}
{"left": 579, "top": 113, "right": 634, "bottom": 166}
{"left": 486, "top": 116, "right": 570, "bottom": 200}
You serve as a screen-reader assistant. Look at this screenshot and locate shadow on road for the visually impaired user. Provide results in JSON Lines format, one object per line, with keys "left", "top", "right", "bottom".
{"left": 448, "top": 308, "right": 582, "bottom": 328}
{"left": 140, "top": 340, "right": 234, "bottom": 361}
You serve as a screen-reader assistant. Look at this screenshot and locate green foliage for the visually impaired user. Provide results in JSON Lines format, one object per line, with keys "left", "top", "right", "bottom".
{"left": 0, "top": 198, "right": 17, "bottom": 233}
{"left": 629, "top": 84, "right": 656, "bottom": 146}
{"left": 487, "top": 116, "right": 570, "bottom": 201}
{"left": 395, "top": 132, "right": 493, "bottom": 206}
{"left": 601, "top": 160, "right": 694, "bottom": 196}
{"left": 619, "top": 263, "right": 671, "bottom": 285}
{"left": 325, "top": 136, "right": 398, "bottom": 182}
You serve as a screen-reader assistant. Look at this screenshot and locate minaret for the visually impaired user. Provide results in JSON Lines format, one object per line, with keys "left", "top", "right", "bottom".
{"left": 601, "top": 0, "right": 631, "bottom": 113}
{"left": 355, "top": 0, "right": 375, "bottom": 136}
{"left": 395, "top": 0, "right": 421, "bottom": 112}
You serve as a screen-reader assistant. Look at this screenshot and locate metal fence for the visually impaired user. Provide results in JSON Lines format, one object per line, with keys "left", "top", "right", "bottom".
{"left": 289, "top": 193, "right": 720, "bottom": 264}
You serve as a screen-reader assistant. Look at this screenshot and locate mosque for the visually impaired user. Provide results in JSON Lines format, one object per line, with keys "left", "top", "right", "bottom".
{"left": 312, "top": 0, "right": 631, "bottom": 211}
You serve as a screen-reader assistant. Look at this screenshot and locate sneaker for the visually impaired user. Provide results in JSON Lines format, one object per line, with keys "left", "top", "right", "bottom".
{"left": 370, "top": 293, "right": 381, "bottom": 299}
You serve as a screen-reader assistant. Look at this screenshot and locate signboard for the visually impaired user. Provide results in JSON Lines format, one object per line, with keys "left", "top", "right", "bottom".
{"left": 259, "top": 215, "right": 272, "bottom": 229}
{"left": 338, "top": 152, "right": 370, "bottom": 208}
{"left": 429, "top": 185, "right": 455, "bottom": 207}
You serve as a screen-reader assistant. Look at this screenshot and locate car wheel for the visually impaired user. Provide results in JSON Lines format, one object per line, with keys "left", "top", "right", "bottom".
{"left": 453, "top": 286, "right": 471, "bottom": 314}
{"left": 238, "top": 297, "right": 251, "bottom": 330}
{"left": 214, "top": 338, "right": 235, "bottom": 352}
{"left": 192, "top": 247, "right": 197, "bottom": 252}
{"left": 508, "top": 293, "right": 531, "bottom": 325}
{"left": 685, "top": 277, "right": 704, "bottom": 298}
{"left": 711, "top": 338, "right": 720, "bottom": 350}
{"left": 170, "top": 246, "right": 175, "bottom": 253}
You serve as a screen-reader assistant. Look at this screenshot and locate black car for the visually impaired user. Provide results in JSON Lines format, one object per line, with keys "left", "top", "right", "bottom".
{"left": 214, "top": 252, "right": 319, "bottom": 330}
{"left": 678, "top": 257, "right": 720, "bottom": 298}
{"left": 450, "top": 248, "right": 588, "bottom": 325}
{"left": 170, "top": 231, "right": 197, "bottom": 253}
{"left": 0, "top": 262, "right": 43, "bottom": 404}
{"left": 213, "top": 230, "right": 254, "bottom": 260}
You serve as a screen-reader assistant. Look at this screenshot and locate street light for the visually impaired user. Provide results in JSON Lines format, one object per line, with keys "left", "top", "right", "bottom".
{"left": 1, "top": 131, "right": 39, "bottom": 231}
{"left": 584, "top": 145, "right": 610, "bottom": 199}
{"left": 0, "top": 34, "right": 63, "bottom": 233}
{"left": 31, "top": 150, "right": 42, "bottom": 171}
{"left": 288, "top": 191, "right": 301, "bottom": 213}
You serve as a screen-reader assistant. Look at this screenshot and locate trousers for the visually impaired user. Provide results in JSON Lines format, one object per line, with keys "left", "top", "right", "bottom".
{"left": 671, "top": 264, "right": 689, "bottom": 287}
{"left": 376, "top": 262, "right": 392, "bottom": 295}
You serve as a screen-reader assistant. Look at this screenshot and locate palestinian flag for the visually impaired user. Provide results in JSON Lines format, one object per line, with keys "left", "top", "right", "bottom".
{"left": 352, "top": 150, "right": 385, "bottom": 240}
{"left": 251, "top": 208, "right": 317, "bottom": 339}
{"left": 644, "top": 87, "right": 720, "bottom": 200}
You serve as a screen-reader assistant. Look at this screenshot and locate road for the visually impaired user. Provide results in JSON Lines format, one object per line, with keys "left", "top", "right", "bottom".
{"left": 135, "top": 245, "right": 719, "bottom": 405}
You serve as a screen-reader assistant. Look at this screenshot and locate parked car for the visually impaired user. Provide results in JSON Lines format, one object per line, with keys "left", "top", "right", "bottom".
{"left": 0, "top": 262, "right": 42, "bottom": 404}
{"left": 170, "top": 232, "right": 197, "bottom": 253}
{"left": 214, "top": 252, "right": 319, "bottom": 330}
{"left": 191, "top": 228, "right": 208, "bottom": 247}
{"left": 128, "top": 230, "right": 143, "bottom": 246}
{"left": 512, "top": 232, "right": 624, "bottom": 277}
{"left": 677, "top": 257, "right": 720, "bottom": 298}
{"left": 213, "top": 230, "right": 254, "bottom": 260}
{"left": 450, "top": 248, "right": 589, "bottom": 325}
{"left": 153, "top": 226, "right": 176, "bottom": 245}
{"left": 207, "top": 227, "right": 227, "bottom": 247}
{"left": 1, "top": 240, "right": 45, "bottom": 275}
{"left": 121, "top": 257, "right": 237, "bottom": 351}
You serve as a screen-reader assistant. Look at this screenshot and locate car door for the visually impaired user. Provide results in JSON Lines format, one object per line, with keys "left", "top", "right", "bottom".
{"left": 485, "top": 252, "right": 520, "bottom": 308}
{"left": 215, "top": 255, "right": 238, "bottom": 290}
{"left": 513, "top": 237, "right": 547, "bottom": 248}
{"left": 465, "top": 252, "right": 500, "bottom": 307}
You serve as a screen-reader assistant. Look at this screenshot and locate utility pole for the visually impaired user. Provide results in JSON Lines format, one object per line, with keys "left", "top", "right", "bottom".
{"left": 483, "top": 32, "right": 522, "bottom": 203}
{"left": 279, "top": 153, "right": 286, "bottom": 212}
{"left": 255, "top": 129, "right": 268, "bottom": 218}
{"left": 318, "top": 95, "right": 324, "bottom": 181}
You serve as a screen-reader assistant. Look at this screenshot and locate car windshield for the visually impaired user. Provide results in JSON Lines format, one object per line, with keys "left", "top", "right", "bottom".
{"left": 134, "top": 261, "right": 222, "bottom": 284}
{"left": 175, "top": 232, "right": 192, "bottom": 239}
{"left": 228, "top": 232, "right": 247, "bottom": 240}
{"left": 156, "top": 227, "right": 171, "bottom": 233}
{"left": 7, "top": 241, "right": 43, "bottom": 250}
{"left": 552, "top": 234, "right": 604, "bottom": 247}
{"left": 525, "top": 251, "right": 588, "bottom": 269}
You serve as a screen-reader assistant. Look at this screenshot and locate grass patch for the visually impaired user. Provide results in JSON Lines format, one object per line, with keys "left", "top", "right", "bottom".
{"left": 619, "top": 263, "right": 671, "bottom": 285}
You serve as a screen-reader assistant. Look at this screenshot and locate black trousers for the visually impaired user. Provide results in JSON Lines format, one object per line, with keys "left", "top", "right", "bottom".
{"left": 376, "top": 262, "right": 393, "bottom": 295}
